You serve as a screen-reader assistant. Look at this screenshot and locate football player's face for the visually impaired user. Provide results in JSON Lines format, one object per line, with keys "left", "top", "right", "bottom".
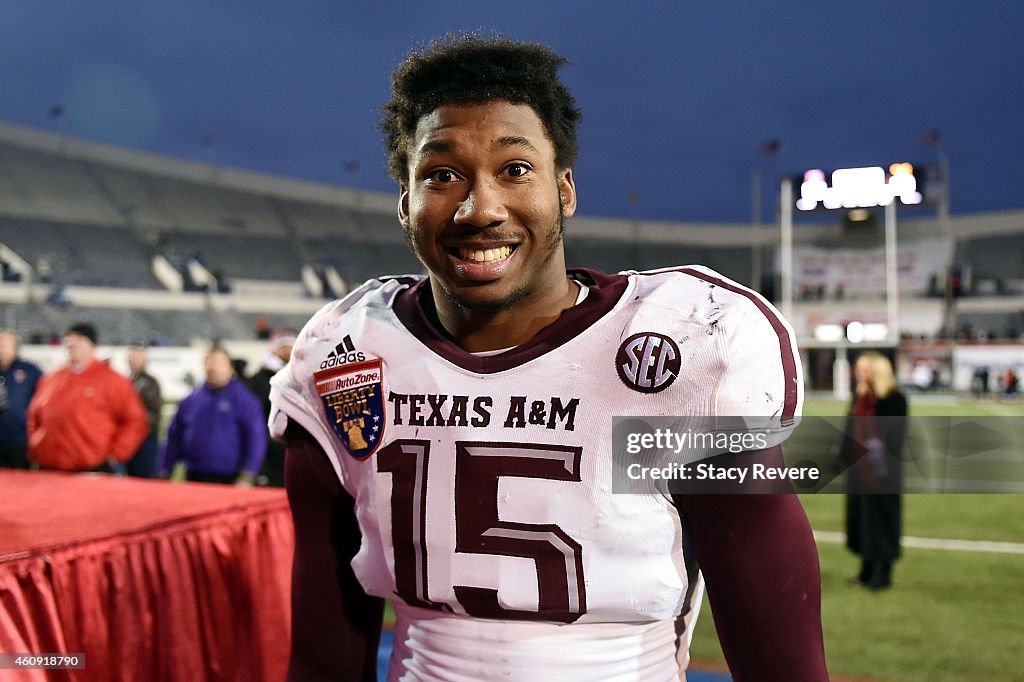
{"left": 399, "top": 101, "right": 577, "bottom": 314}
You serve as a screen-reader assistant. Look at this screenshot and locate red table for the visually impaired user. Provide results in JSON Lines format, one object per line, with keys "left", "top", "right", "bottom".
{"left": 0, "top": 471, "right": 293, "bottom": 681}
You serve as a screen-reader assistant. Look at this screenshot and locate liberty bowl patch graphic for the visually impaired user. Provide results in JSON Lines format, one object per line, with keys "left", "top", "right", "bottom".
{"left": 616, "top": 332, "right": 681, "bottom": 393}
{"left": 314, "top": 358, "right": 385, "bottom": 459}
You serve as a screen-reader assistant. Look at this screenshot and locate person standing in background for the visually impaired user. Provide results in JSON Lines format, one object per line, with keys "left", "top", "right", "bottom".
{"left": 27, "top": 323, "right": 149, "bottom": 473}
{"left": 0, "top": 330, "right": 43, "bottom": 469}
{"left": 127, "top": 343, "right": 163, "bottom": 478}
{"left": 841, "top": 351, "right": 908, "bottom": 590}
{"left": 161, "top": 345, "right": 266, "bottom": 486}
{"left": 1002, "top": 367, "right": 1020, "bottom": 397}
{"left": 246, "top": 327, "right": 295, "bottom": 487}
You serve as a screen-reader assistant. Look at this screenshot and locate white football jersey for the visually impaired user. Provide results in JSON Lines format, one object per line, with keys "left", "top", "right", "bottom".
{"left": 270, "top": 266, "right": 803, "bottom": 681}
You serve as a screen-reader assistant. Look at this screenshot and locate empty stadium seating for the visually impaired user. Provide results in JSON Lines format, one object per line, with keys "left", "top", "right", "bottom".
{"left": 0, "top": 217, "right": 160, "bottom": 288}
{"left": 1, "top": 119, "right": 1023, "bottom": 346}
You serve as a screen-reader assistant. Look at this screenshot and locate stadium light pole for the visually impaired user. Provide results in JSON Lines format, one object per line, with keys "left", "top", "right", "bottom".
{"left": 50, "top": 104, "right": 67, "bottom": 154}
{"left": 923, "top": 129, "right": 954, "bottom": 338}
{"left": 344, "top": 160, "right": 362, "bottom": 211}
{"left": 779, "top": 177, "right": 793, "bottom": 321}
{"left": 200, "top": 134, "right": 218, "bottom": 182}
{"left": 753, "top": 139, "right": 781, "bottom": 292}
{"left": 200, "top": 134, "right": 215, "bottom": 161}
{"left": 884, "top": 201, "right": 899, "bottom": 344}
{"left": 629, "top": 191, "right": 641, "bottom": 269}
{"left": 938, "top": 145, "right": 954, "bottom": 339}
{"left": 751, "top": 167, "right": 762, "bottom": 291}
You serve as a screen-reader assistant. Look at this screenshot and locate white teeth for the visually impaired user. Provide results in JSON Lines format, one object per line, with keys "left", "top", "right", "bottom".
{"left": 458, "top": 245, "right": 512, "bottom": 262}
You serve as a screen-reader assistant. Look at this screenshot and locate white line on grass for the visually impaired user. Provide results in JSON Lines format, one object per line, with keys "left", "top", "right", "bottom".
{"left": 814, "top": 530, "right": 1024, "bottom": 555}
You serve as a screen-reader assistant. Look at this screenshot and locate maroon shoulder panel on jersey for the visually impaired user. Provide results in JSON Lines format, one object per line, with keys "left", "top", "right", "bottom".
{"left": 674, "top": 267, "right": 800, "bottom": 422}
{"left": 392, "top": 269, "right": 628, "bottom": 373}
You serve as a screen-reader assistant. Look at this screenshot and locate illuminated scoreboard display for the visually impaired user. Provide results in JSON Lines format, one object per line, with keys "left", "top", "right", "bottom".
{"left": 792, "top": 163, "right": 940, "bottom": 212}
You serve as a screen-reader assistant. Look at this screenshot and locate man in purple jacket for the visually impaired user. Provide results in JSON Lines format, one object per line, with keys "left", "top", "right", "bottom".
{"left": 161, "top": 346, "right": 266, "bottom": 486}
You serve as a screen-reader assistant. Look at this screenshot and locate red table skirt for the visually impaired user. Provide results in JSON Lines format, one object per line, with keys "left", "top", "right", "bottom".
{"left": 0, "top": 471, "right": 293, "bottom": 682}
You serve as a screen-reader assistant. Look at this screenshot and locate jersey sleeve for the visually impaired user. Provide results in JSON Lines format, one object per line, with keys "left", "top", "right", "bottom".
{"left": 268, "top": 284, "right": 386, "bottom": 489}
{"left": 710, "top": 273, "right": 803, "bottom": 449}
{"left": 269, "top": 343, "right": 349, "bottom": 488}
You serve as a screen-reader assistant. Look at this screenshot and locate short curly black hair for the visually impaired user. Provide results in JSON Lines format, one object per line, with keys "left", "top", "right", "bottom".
{"left": 380, "top": 34, "right": 582, "bottom": 183}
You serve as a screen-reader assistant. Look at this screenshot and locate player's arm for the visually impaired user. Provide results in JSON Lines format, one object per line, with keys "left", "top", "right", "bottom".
{"left": 675, "top": 282, "right": 825, "bottom": 679}
{"left": 672, "top": 447, "right": 828, "bottom": 681}
{"left": 284, "top": 421, "right": 384, "bottom": 681}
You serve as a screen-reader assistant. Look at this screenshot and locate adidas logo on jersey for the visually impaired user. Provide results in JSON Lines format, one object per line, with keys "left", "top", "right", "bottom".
{"left": 320, "top": 335, "right": 366, "bottom": 369}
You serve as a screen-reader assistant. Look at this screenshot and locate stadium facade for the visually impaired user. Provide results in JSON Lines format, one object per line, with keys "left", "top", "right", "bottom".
{"left": 1, "top": 119, "right": 1021, "bottom": 396}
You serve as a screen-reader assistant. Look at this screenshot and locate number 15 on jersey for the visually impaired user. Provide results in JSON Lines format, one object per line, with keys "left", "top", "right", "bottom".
{"left": 378, "top": 439, "right": 588, "bottom": 623}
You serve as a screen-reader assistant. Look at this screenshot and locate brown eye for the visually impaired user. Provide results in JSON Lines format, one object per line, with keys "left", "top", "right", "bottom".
{"left": 427, "top": 168, "right": 460, "bottom": 183}
{"left": 505, "top": 163, "right": 531, "bottom": 178}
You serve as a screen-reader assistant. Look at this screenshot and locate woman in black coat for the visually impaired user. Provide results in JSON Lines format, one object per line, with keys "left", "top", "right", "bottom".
{"left": 841, "top": 352, "right": 908, "bottom": 590}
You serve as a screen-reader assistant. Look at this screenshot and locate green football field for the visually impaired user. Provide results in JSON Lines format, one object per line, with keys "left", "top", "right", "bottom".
{"left": 801, "top": 393, "right": 1024, "bottom": 418}
{"left": 690, "top": 395, "right": 1024, "bottom": 681}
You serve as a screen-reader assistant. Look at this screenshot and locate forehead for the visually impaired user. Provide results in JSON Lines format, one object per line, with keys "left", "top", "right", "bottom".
{"left": 410, "top": 101, "right": 553, "bottom": 162}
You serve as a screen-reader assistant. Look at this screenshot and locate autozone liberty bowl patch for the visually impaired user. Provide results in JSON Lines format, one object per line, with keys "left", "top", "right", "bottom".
{"left": 313, "top": 358, "right": 385, "bottom": 459}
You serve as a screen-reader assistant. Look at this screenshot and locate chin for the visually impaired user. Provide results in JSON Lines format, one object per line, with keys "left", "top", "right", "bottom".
{"left": 443, "top": 282, "right": 530, "bottom": 314}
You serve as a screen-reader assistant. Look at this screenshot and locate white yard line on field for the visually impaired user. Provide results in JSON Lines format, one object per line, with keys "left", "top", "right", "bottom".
{"left": 813, "top": 530, "right": 1024, "bottom": 555}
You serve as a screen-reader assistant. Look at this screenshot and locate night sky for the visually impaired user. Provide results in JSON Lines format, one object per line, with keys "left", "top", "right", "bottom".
{"left": 2, "top": 1, "right": 1021, "bottom": 222}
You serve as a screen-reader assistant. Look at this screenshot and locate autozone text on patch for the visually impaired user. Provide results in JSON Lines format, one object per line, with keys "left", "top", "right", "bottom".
{"left": 314, "top": 357, "right": 386, "bottom": 459}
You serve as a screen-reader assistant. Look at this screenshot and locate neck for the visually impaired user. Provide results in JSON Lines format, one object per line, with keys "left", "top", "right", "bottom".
{"left": 432, "top": 276, "right": 579, "bottom": 353}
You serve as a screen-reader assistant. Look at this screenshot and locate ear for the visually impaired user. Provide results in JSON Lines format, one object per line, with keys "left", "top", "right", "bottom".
{"left": 397, "top": 185, "right": 410, "bottom": 228}
{"left": 557, "top": 169, "right": 577, "bottom": 219}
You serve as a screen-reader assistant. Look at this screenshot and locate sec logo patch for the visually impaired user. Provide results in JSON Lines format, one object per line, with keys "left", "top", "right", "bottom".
{"left": 313, "top": 358, "right": 386, "bottom": 459}
{"left": 616, "top": 332, "right": 681, "bottom": 393}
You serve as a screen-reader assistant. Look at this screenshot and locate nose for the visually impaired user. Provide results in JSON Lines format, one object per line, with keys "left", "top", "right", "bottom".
{"left": 454, "top": 178, "right": 508, "bottom": 228}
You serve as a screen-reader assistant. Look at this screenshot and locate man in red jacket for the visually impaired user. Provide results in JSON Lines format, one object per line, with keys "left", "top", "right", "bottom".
{"left": 28, "top": 323, "right": 149, "bottom": 472}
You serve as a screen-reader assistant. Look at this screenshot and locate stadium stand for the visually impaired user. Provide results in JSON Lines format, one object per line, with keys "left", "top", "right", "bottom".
{"left": 0, "top": 217, "right": 160, "bottom": 288}
{"left": 158, "top": 230, "right": 300, "bottom": 282}
{"left": 0, "top": 142, "right": 124, "bottom": 225}
{"left": 956, "top": 234, "right": 1024, "bottom": 287}
{"left": 2, "top": 118, "right": 1023, "bottom": 354}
